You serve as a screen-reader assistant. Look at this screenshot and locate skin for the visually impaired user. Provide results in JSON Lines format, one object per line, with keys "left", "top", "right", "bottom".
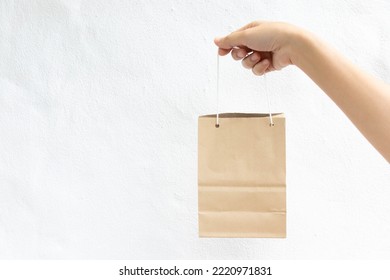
{"left": 214, "top": 21, "right": 390, "bottom": 163}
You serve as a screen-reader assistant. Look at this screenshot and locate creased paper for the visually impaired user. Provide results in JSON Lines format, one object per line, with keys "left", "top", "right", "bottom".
{"left": 198, "top": 113, "right": 286, "bottom": 238}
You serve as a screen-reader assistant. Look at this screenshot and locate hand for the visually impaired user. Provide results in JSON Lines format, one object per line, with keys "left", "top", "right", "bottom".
{"left": 214, "top": 21, "right": 302, "bottom": 75}
{"left": 215, "top": 21, "right": 390, "bottom": 162}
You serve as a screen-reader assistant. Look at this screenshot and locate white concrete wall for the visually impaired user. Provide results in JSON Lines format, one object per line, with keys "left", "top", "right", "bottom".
{"left": 0, "top": 0, "right": 389, "bottom": 259}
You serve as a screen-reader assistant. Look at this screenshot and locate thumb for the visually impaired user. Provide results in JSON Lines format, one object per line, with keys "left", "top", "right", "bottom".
{"left": 214, "top": 31, "right": 248, "bottom": 50}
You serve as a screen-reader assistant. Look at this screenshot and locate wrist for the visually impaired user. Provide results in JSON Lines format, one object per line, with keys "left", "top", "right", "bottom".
{"left": 287, "top": 27, "right": 316, "bottom": 68}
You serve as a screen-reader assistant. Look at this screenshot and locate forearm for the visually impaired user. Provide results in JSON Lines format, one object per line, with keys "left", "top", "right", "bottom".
{"left": 291, "top": 30, "right": 390, "bottom": 162}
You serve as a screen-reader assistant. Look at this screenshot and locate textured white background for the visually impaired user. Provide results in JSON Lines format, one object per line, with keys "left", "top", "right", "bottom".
{"left": 0, "top": 0, "right": 390, "bottom": 259}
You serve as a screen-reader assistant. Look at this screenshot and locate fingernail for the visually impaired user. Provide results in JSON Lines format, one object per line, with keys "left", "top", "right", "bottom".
{"left": 237, "top": 51, "right": 245, "bottom": 58}
{"left": 261, "top": 59, "right": 269, "bottom": 65}
{"left": 251, "top": 53, "right": 259, "bottom": 61}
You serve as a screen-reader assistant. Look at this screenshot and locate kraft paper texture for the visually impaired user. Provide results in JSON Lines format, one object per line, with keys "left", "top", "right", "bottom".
{"left": 198, "top": 113, "right": 286, "bottom": 238}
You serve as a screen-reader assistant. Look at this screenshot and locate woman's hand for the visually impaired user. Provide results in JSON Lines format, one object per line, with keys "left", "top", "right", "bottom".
{"left": 216, "top": 20, "right": 390, "bottom": 162}
{"left": 214, "top": 21, "right": 303, "bottom": 75}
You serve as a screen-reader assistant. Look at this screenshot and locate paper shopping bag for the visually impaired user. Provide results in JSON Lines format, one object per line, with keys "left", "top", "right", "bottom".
{"left": 198, "top": 113, "right": 286, "bottom": 238}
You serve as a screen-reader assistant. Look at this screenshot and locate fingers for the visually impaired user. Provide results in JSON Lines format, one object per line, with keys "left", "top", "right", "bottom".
{"left": 242, "top": 52, "right": 272, "bottom": 75}
{"left": 252, "top": 59, "right": 270, "bottom": 76}
{"left": 231, "top": 47, "right": 251, "bottom": 60}
{"left": 215, "top": 20, "right": 262, "bottom": 49}
{"left": 242, "top": 52, "right": 271, "bottom": 76}
{"left": 218, "top": 48, "right": 231, "bottom": 56}
{"left": 214, "top": 31, "right": 247, "bottom": 49}
{"left": 214, "top": 20, "right": 272, "bottom": 76}
{"left": 214, "top": 30, "right": 248, "bottom": 55}
{"left": 214, "top": 21, "right": 264, "bottom": 56}
{"left": 241, "top": 52, "right": 261, "bottom": 68}
{"left": 229, "top": 49, "right": 271, "bottom": 76}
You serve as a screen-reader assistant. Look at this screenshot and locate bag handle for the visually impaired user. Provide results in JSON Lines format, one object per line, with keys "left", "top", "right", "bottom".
{"left": 215, "top": 52, "right": 274, "bottom": 128}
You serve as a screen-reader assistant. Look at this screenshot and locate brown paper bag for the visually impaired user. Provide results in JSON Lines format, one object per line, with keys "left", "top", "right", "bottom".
{"left": 198, "top": 113, "right": 286, "bottom": 238}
